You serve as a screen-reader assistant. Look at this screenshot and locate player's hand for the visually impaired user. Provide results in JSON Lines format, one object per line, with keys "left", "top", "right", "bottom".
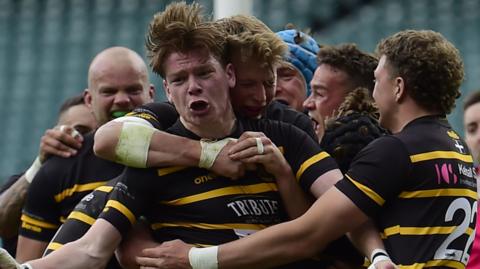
{"left": 39, "top": 125, "right": 83, "bottom": 162}
{"left": 210, "top": 139, "right": 247, "bottom": 180}
{"left": 228, "top": 132, "right": 290, "bottom": 178}
{"left": 136, "top": 239, "right": 192, "bottom": 269}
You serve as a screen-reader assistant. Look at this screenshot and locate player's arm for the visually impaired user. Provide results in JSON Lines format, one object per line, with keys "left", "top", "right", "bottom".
{"left": 135, "top": 187, "right": 369, "bottom": 269}
{"left": 16, "top": 160, "right": 66, "bottom": 262}
{"left": 0, "top": 175, "right": 28, "bottom": 238}
{"left": 217, "top": 188, "right": 369, "bottom": 268}
{"left": 26, "top": 219, "right": 122, "bottom": 269}
{"left": 94, "top": 118, "right": 202, "bottom": 168}
{"left": 94, "top": 119, "right": 245, "bottom": 179}
{"left": 0, "top": 124, "right": 83, "bottom": 238}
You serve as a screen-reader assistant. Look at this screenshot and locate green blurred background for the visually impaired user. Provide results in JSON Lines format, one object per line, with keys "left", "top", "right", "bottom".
{"left": 1, "top": 0, "right": 479, "bottom": 183}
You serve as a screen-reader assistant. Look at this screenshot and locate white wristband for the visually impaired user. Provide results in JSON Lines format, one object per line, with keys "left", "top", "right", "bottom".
{"left": 368, "top": 248, "right": 391, "bottom": 269}
{"left": 188, "top": 246, "right": 218, "bottom": 269}
{"left": 115, "top": 122, "right": 155, "bottom": 168}
{"left": 199, "top": 138, "right": 235, "bottom": 169}
{"left": 24, "top": 157, "right": 41, "bottom": 183}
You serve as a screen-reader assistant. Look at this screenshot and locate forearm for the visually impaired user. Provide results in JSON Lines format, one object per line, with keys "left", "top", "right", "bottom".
{"left": 347, "top": 220, "right": 386, "bottom": 261}
{"left": 29, "top": 219, "right": 121, "bottom": 269}
{"left": 28, "top": 240, "right": 109, "bottom": 269}
{"left": 218, "top": 188, "right": 367, "bottom": 269}
{"left": 0, "top": 176, "right": 29, "bottom": 237}
{"left": 274, "top": 167, "right": 312, "bottom": 219}
{"left": 147, "top": 131, "right": 201, "bottom": 167}
{"left": 94, "top": 121, "right": 201, "bottom": 168}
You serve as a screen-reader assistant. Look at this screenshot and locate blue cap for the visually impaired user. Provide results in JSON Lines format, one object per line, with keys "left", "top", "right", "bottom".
{"left": 276, "top": 29, "right": 320, "bottom": 96}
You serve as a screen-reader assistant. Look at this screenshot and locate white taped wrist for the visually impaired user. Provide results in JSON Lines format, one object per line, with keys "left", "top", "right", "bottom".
{"left": 25, "top": 157, "right": 41, "bottom": 183}
{"left": 199, "top": 138, "right": 235, "bottom": 169}
{"left": 0, "top": 248, "right": 31, "bottom": 269}
{"left": 115, "top": 122, "right": 155, "bottom": 168}
{"left": 367, "top": 248, "right": 391, "bottom": 269}
{"left": 188, "top": 246, "right": 218, "bottom": 269}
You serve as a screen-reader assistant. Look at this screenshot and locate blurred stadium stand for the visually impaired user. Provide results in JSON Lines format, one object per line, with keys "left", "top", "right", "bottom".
{"left": 0, "top": 0, "right": 479, "bottom": 183}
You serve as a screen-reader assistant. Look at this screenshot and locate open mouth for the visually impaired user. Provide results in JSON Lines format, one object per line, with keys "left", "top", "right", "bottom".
{"left": 190, "top": 100, "right": 209, "bottom": 112}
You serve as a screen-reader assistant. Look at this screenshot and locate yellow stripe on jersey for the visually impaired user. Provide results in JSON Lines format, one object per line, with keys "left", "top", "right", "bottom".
{"left": 46, "top": 242, "right": 63, "bottom": 251}
{"left": 67, "top": 211, "right": 96, "bottom": 225}
{"left": 20, "top": 214, "right": 59, "bottom": 229}
{"left": 399, "top": 188, "right": 477, "bottom": 200}
{"left": 161, "top": 183, "right": 278, "bottom": 205}
{"left": 105, "top": 200, "right": 136, "bottom": 225}
{"left": 54, "top": 181, "right": 108, "bottom": 203}
{"left": 382, "top": 225, "right": 474, "bottom": 237}
{"left": 296, "top": 152, "right": 330, "bottom": 181}
{"left": 151, "top": 222, "right": 267, "bottom": 231}
{"left": 398, "top": 258, "right": 465, "bottom": 269}
{"left": 410, "top": 151, "right": 473, "bottom": 163}
{"left": 95, "top": 186, "right": 114, "bottom": 193}
{"left": 157, "top": 166, "right": 187, "bottom": 176}
{"left": 345, "top": 175, "right": 385, "bottom": 206}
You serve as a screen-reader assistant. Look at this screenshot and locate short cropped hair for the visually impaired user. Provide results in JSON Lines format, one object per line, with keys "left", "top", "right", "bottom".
{"left": 58, "top": 94, "right": 85, "bottom": 116}
{"left": 317, "top": 43, "right": 378, "bottom": 94}
{"left": 215, "top": 15, "right": 287, "bottom": 70}
{"left": 376, "top": 30, "right": 464, "bottom": 115}
{"left": 464, "top": 91, "right": 480, "bottom": 111}
{"left": 146, "top": 2, "right": 227, "bottom": 77}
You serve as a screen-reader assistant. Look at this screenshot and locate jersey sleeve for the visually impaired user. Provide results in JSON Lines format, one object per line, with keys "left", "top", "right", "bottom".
{"left": 98, "top": 167, "right": 157, "bottom": 237}
{"left": 45, "top": 178, "right": 117, "bottom": 255}
{"left": 125, "top": 102, "right": 178, "bottom": 130}
{"left": 335, "top": 136, "right": 411, "bottom": 217}
{"left": 279, "top": 123, "right": 339, "bottom": 192}
{"left": 19, "top": 159, "right": 65, "bottom": 241}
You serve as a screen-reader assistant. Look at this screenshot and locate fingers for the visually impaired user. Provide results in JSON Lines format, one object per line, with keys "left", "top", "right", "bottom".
{"left": 39, "top": 125, "right": 84, "bottom": 159}
{"left": 136, "top": 256, "right": 161, "bottom": 268}
{"left": 229, "top": 136, "right": 272, "bottom": 161}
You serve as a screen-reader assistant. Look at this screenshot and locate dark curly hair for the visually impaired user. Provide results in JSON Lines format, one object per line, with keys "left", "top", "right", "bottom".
{"left": 146, "top": 2, "right": 227, "bottom": 77}
{"left": 317, "top": 43, "right": 378, "bottom": 94}
{"left": 376, "top": 30, "right": 464, "bottom": 115}
{"left": 321, "top": 88, "right": 386, "bottom": 172}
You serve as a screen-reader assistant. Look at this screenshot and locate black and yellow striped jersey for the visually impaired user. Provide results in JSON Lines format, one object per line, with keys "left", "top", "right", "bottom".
{"left": 99, "top": 118, "right": 337, "bottom": 246}
{"left": 336, "top": 115, "right": 477, "bottom": 268}
{"left": 19, "top": 133, "right": 125, "bottom": 242}
{"left": 44, "top": 178, "right": 121, "bottom": 269}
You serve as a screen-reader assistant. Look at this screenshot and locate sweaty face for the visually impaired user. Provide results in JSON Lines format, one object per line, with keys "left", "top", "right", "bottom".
{"left": 58, "top": 104, "right": 98, "bottom": 135}
{"left": 163, "top": 49, "right": 235, "bottom": 131}
{"left": 275, "top": 62, "right": 307, "bottom": 112}
{"left": 230, "top": 53, "right": 276, "bottom": 119}
{"left": 85, "top": 62, "right": 154, "bottom": 125}
{"left": 372, "top": 55, "right": 398, "bottom": 132}
{"left": 464, "top": 102, "right": 480, "bottom": 163}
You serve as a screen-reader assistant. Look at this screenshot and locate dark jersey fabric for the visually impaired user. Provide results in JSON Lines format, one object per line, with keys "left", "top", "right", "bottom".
{"left": 337, "top": 116, "right": 477, "bottom": 268}
{"left": 100, "top": 118, "right": 337, "bottom": 268}
{"left": 19, "top": 132, "right": 125, "bottom": 241}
